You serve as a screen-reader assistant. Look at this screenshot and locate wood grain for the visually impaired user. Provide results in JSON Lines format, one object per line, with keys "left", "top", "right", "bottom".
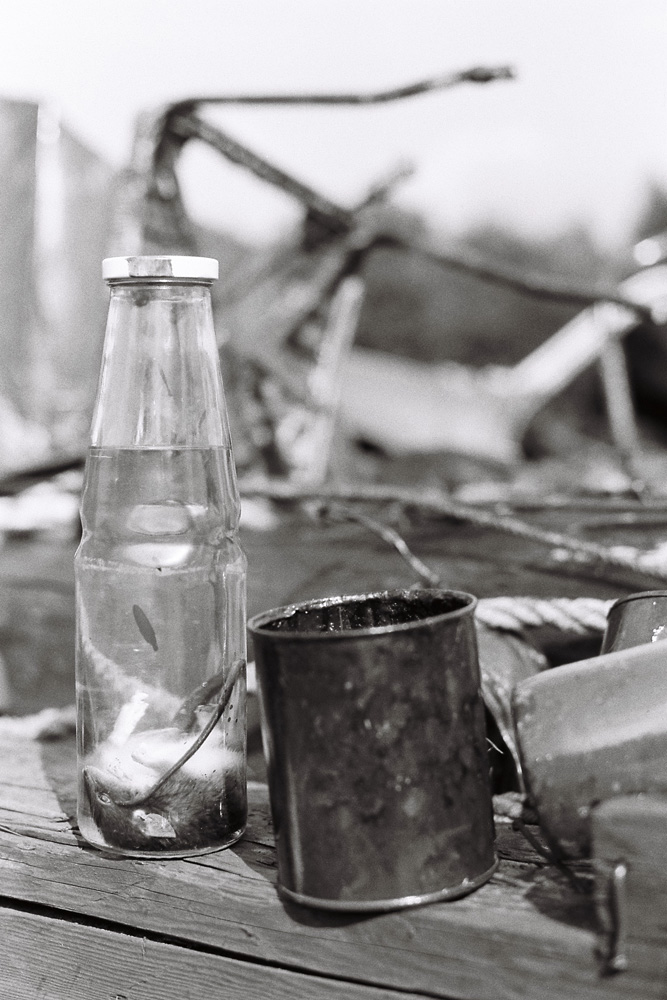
{"left": 0, "top": 908, "right": 428, "bottom": 1000}
{"left": 1, "top": 733, "right": 665, "bottom": 999}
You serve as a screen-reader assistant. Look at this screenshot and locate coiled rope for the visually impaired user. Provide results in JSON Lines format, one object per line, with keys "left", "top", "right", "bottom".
{"left": 476, "top": 595, "right": 612, "bottom": 636}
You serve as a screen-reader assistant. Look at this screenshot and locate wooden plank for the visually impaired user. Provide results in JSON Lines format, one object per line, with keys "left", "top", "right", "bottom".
{"left": 0, "top": 907, "right": 428, "bottom": 1000}
{"left": 2, "top": 835, "right": 661, "bottom": 1000}
{"left": 0, "top": 734, "right": 664, "bottom": 999}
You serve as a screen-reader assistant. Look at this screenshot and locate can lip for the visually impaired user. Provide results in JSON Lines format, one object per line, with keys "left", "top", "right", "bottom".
{"left": 102, "top": 255, "right": 219, "bottom": 281}
{"left": 247, "top": 587, "right": 477, "bottom": 640}
{"left": 607, "top": 590, "right": 667, "bottom": 613}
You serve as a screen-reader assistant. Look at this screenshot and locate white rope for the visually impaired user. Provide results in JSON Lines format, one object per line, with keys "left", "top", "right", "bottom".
{"left": 476, "top": 595, "right": 612, "bottom": 635}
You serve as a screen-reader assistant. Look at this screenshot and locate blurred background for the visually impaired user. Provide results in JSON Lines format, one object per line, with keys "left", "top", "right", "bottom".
{"left": 0, "top": 0, "right": 665, "bottom": 482}
{"left": 1, "top": 0, "right": 664, "bottom": 244}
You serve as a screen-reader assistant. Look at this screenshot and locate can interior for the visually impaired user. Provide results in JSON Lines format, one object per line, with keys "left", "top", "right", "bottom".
{"left": 258, "top": 591, "right": 472, "bottom": 634}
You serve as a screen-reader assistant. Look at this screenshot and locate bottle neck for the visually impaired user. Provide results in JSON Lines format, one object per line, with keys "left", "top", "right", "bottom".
{"left": 91, "top": 281, "right": 231, "bottom": 449}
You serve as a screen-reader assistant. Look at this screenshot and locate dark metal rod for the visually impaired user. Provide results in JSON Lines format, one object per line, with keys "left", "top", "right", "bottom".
{"left": 169, "top": 113, "right": 354, "bottom": 232}
{"left": 166, "top": 65, "right": 515, "bottom": 109}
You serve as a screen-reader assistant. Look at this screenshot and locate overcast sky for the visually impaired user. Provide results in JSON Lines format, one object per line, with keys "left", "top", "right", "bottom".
{"left": 0, "top": 1, "right": 665, "bottom": 246}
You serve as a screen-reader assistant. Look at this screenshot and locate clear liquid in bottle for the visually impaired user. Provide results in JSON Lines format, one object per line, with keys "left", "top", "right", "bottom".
{"left": 77, "top": 445, "right": 247, "bottom": 856}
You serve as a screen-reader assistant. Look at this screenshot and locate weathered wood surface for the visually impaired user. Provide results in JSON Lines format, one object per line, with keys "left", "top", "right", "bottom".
{"left": 2, "top": 503, "right": 667, "bottom": 998}
{"left": 1, "top": 732, "right": 665, "bottom": 1000}
{"left": 1, "top": 909, "right": 430, "bottom": 1000}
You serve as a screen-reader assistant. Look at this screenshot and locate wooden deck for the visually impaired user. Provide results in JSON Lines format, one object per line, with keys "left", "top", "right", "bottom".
{"left": 2, "top": 728, "right": 667, "bottom": 999}
{"left": 1, "top": 500, "right": 667, "bottom": 998}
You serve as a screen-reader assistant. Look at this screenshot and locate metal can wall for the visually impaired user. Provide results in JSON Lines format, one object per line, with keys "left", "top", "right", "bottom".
{"left": 250, "top": 588, "right": 496, "bottom": 911}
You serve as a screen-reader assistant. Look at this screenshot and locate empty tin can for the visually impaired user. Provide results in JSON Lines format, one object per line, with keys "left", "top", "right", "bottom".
{"left": 249, "top": 588, "right": 497, "bottom": 911}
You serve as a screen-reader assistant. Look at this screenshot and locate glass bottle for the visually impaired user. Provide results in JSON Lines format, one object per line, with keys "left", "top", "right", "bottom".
{"left": 75, "top": 255, "right": 247, "bottom": 857}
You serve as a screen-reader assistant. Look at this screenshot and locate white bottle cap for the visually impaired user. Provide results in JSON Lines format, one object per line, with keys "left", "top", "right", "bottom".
{"left": 102, "top": 256, "right": 219, "bottom": 281}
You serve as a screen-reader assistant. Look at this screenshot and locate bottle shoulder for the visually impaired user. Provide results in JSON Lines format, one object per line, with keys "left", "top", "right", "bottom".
{"left": 93, "top": 284, "right": 229, "bottom": 449}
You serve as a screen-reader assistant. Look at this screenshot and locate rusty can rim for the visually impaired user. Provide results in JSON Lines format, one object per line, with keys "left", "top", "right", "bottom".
{"left": 247, "top": 587, "right": 477, "bottom": 641}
